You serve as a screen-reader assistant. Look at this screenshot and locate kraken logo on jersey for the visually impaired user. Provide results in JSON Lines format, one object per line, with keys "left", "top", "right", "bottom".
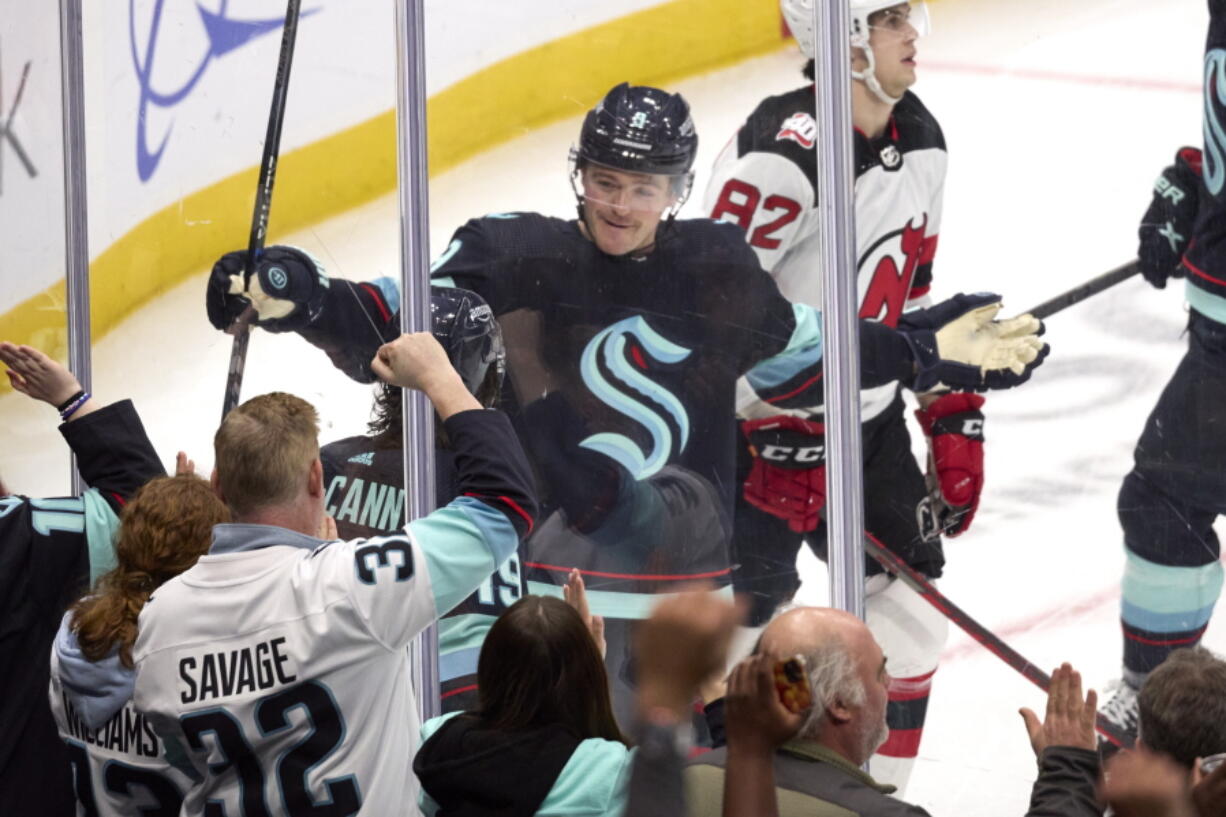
{"left": 579, "top": 316, "right": 692, "bottom": 480}
{"left": 1205, "top": 48, "right": 1226, "bottom": 196}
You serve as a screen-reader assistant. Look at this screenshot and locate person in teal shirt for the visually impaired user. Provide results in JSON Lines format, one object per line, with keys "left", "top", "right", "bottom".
{"left": 414, "top": 571, "right": 633, "bottom": 817}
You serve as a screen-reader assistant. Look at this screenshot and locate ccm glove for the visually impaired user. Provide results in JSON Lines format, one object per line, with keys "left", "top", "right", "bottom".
{"left": 898, "top": 292, "right": 1049, "bottom": 392}
{"left": 915, "top": 392, "right": 985, "bottom": 537}
{"left": 741, "top": 416, "right": 826, "bottom": 533}
{"left": 205, "top": 246, "right": 329, "bottom": 333}
{"left": 1138, "top": 146, "right": 1202, "bottom": 289}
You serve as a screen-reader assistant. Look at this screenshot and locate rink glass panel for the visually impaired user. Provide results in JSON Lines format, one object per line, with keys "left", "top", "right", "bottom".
{"left": 0, "top": 0, "right": 71, "bottom": 497}
{"left": 426, "top": 0, "right": 1223, "bottom": 805}
{"left": 43, "top": 0, "right": 1226, "bottom": 813}
{"left": 81, "top": 1, "right": 401, "bottom": 486}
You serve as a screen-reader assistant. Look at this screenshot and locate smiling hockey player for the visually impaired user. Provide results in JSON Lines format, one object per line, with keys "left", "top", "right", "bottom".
{"left": 206, "top": 80, "right": 1047, "bottom": 723}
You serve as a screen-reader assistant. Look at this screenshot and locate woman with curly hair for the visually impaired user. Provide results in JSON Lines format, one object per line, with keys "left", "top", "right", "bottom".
{"left": 48, "top": 473, "right": 229, "bottom": 816}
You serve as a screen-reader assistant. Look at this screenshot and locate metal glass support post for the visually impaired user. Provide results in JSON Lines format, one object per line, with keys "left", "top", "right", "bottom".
{"left": 812, "top": 0, "right": 866, "bottom": 619}
{"left": 393, "top": 0, "right": 440, "bottom": 720}
{"left": 60, "top": 0, "right": 91, "bottom": 497}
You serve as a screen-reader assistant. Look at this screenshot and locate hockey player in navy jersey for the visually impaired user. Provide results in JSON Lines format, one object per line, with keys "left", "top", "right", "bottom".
{"left": 320, "top": 285, "right": 513, "bottom": 711}
{"left": 703, "top": 0, "right": 961, "bottom": 789}
{"left": 205, "top": 81, "right": 1048, "bottom": 722}
{"left": 1098, "top": 0, "right": 1226, "bottom": 747}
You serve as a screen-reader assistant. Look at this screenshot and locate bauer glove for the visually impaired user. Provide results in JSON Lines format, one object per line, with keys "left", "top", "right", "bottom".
{"left": 205, "top": 245, "right": 329, "bottom": 333}
{"left": 898, "top": 292, "right": 1048, "bottom": 393}
{"left": 915, "top": 392, "right": 985, "bottom": 537}
{"left": 741, "top": 415, "right": 826, "bottom": 533}
{"left": 1138, "top": 147, "right": 1202, "bottom": 289}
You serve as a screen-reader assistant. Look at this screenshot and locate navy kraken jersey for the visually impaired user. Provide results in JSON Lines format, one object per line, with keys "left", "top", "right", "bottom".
{"left": 707, "top": 87, "right": 946, "bottom": 421}
{"left": 321, "top": 434, "right": 522, "bottom": 711}
{"left": 430, "top": 214, "right": 822, "bottom": 617}
{"left": 303, "top": 215, "right": 922, "bottom": 618}
{"left": 1184, "top": 0, "right": 1226, "bottom": 325}
{"left": 1, "top": 401, "right": 163, "bottom": 816}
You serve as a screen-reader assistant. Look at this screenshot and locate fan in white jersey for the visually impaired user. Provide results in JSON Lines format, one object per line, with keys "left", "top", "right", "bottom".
{"left": 705, "top": 0, "right": 983, "bottom": 793}
{"left": 131, "top": 333, "right": 538, "bottom": 817}
{"left": 50, "top": 473, "right": 230, "bottom": 817}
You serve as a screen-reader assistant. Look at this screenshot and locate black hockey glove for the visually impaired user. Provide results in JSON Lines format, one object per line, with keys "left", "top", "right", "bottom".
{"left": 205, "top": 246, "right": 329, "bottom": 333}
{"left": 1138, "top": 147, "right": 1202, "bottom": 289}
{"left": 898, "top": 292, "right": 1049, "bottom": 392}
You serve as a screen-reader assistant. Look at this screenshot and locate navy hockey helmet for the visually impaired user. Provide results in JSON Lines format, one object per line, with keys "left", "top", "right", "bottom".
{"left": 570, "top": 83, "right": 698, "bottom": 214}
{"left": 575, "top": 82, "right": 698, "bottom": 177}
{"left": 431, "top": 285, "right": 505, "bottom": 403}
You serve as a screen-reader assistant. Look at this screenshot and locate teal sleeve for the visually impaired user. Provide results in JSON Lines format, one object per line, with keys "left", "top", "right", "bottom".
{"left": 745, "top": 303, "right": 824, "bottom": 390}
{"left": 82, "top": 488, "right": 121, "bottom": 585}
{"left": 409, "top": 496, "right": 516, "bottom": 618}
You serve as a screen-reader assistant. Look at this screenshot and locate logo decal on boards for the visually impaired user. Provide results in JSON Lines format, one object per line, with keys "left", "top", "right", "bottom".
{"left": 0, "top": 39, "right": 37, "bottom": 194}
{"left": 130, "top": 0, "right": 320, "bottom": 182}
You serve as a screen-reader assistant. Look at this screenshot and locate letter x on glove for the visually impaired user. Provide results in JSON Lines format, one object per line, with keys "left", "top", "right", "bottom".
{"left": 1138, "top": 146, "right": 1202, "bottom": 289}
{"left": 915, "top": 392, "right": 985, "bottom": 536}
{"left": 741, "top": 415, "right": 826, "bottom": 533}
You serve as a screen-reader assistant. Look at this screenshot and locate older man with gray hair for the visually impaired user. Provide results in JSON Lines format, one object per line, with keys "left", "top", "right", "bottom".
{"left": 687, "top": 605, "right": 1105, "bottom": 817}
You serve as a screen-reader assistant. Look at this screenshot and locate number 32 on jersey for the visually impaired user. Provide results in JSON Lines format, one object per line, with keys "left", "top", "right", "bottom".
{"left": 711, "top": 176, "right": 934, "bottom": 328}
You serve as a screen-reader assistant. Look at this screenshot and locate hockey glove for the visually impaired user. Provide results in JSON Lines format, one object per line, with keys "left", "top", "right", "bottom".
{"left": 915, "top": 393, "right": 985, "bottom": 537}
{"left": 1138, "top": 147, "right": 1202, "bottom": 289}
{"left": 205, "top": 246, "right": 329, "bottom": 333}
{"left": 741, "top": 416, "right": 826, "bottom": 533}
{"left": 898, "top": 292, "right": 1049, "bottom": 393}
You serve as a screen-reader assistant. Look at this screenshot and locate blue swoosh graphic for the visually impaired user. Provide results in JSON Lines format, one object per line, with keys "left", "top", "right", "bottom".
{"left": 130, "top": 0, "right": 318, "bottom": 181}
{"left": 1205, "top": 49, "right": 1226, "bottom": 196}
{"left": 578, "top": 316, "right": 692, "bottom": 480}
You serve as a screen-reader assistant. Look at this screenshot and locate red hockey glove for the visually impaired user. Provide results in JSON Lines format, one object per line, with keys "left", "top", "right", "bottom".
{"left": 741, "top": 416, "right": 826, "bottom": 533}
{"left": 915, "top": 393, "right": 985, "bottom": 537}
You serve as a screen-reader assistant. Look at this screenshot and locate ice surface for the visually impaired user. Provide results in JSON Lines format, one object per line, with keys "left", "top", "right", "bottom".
{"left": 4, "top": 0, "right": 1223, "bottom": 812}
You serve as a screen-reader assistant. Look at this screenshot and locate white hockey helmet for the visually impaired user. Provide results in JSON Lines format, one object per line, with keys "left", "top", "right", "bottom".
{"left": 781, "top": 0, "right": 930, "bottom": 104}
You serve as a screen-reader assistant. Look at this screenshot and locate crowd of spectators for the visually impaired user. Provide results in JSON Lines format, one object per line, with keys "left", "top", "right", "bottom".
{"left": 3, "top": 334, "right": 1225, "bottom": 817}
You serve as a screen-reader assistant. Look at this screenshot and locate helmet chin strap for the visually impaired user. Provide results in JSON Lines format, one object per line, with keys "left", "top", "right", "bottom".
{"left": 851, "top": 35, "right": 903, "bottom": 107}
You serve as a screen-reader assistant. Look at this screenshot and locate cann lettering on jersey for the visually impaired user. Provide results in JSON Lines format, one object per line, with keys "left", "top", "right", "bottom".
{"left": 325, "top": 475, "right": 405, "bottom": 531}
{"left": 578, "top": 315, "right": 694, "bottom": 481}
{"left": 58, "top": 693, "right": 161, "bottom": 759}
{"left": 177, "top": 636, "right": 298, "bottom": 705}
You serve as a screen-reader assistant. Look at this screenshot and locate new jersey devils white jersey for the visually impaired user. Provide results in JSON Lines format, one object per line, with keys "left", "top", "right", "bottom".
{"left": 707, "top": 86, "right": 946, "bottom": 420}
{"left": 131, "top": 497, "right": 520, "bottom": 816}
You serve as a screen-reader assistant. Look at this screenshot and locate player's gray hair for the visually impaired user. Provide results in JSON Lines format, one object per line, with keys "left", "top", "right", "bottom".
{"left": 798, "top": 636, "right": 865, "bottom": 741}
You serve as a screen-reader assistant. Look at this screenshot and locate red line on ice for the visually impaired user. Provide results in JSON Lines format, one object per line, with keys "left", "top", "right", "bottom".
{"left": 939, "top": 584, "right": 1119, "bottom": 664}
{"left": 921, "top": 60, "right": 1202, "bottom": 94}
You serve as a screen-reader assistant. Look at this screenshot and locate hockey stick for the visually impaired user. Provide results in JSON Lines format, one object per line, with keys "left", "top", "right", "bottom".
{"left": 221, "top": 0, "right": 303, "bottom": 420}
{"left": 1026, "top": 260, "right": 1140, "bottom": 321}
{"left": 861, "top": 530, "right": 1131, "bottom": 748}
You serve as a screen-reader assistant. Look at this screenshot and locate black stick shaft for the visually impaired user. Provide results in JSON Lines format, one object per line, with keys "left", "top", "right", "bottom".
{"left": 1026, "top": 260, "right": 1140, "bottom": 320}
{"left": 862, "top": 531, "right": 1131, "bottom": 747}
{"left": 221, "top": 0, "right": 302, "bottom": 421}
